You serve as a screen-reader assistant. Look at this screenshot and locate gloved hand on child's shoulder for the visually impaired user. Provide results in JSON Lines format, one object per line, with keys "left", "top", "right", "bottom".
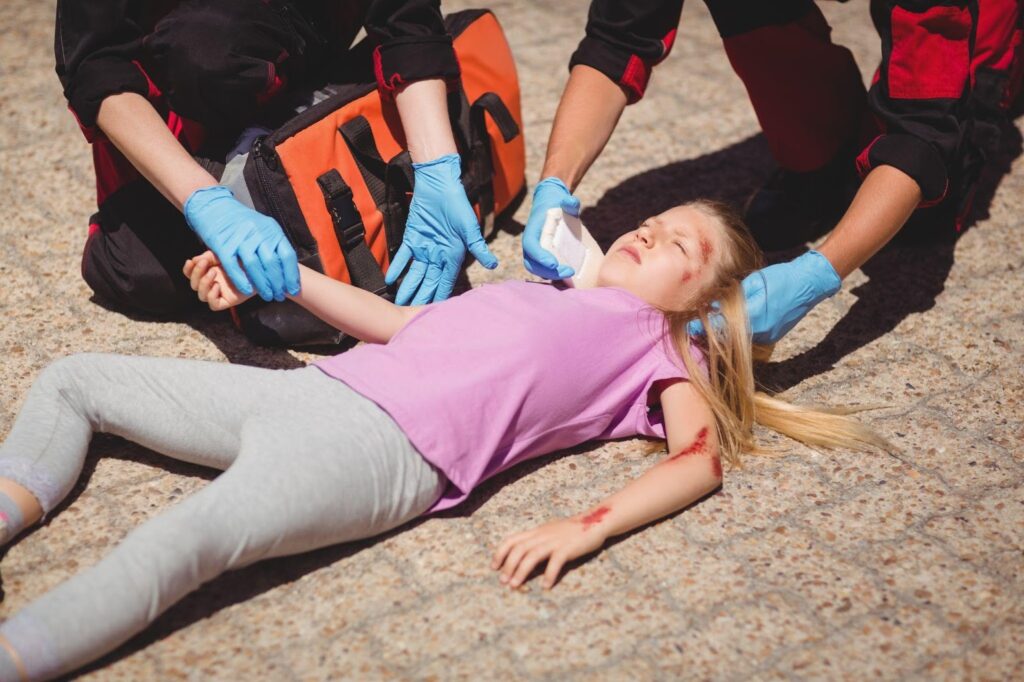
{"left": 183, "top": 185, "right": 300, "bottom": 302}
{"left": 523, "top": 177, "right": 581, "bottom": 280}
{"left": 688, "top": 250, "right": 841, "bottom": 345}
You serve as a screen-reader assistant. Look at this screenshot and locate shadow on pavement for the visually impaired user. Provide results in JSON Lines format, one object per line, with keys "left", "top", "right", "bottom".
{"left": 581, "top": 118, "right": 1022, "bottom": 393}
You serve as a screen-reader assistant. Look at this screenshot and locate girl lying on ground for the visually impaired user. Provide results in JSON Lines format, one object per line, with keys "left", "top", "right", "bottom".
{"left": 0, "top": 200, "right": 886, "bottom": 680}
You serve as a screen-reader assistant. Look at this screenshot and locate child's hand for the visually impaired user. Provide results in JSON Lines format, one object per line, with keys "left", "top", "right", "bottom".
{"left": 183, "top": 251, "right": 253, "bottom": 311}
{"left": 491, "top": 512, "right": 609, "bottom": 590}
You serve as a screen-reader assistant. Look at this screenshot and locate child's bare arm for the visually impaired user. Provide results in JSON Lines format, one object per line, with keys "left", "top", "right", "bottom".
{"left": 491, "top": 380, "right": 722, "bottom": 590}
{"left": 183, "top": 252, "right": 422, "bottom": 344}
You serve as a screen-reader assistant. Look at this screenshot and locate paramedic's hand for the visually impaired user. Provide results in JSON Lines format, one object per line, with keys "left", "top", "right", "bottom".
{"left": 386, "top": 154, "right": 497, "bottom": 305}
{"left": 184, "top": 185, "right": 301, "bottom": 302}
{"left": 491, "top": 514, "right": 607, "bottom": 590}
{"left": 184, "top": 251, "right": 253, "bottom": 311}
{"left": 688, "top": 250, "right": 841, "bottom": 344}
{"left": 522, "top": 177, "right": 580, "bottom": 280}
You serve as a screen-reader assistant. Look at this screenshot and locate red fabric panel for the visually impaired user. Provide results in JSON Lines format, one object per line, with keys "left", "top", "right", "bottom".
{"left": 619, "top": 28, "right": 677, "bottom": 103}
{"left": 974, "top": 0, "right": 1019, "bottom": 72}
{"left": 660, "top": 28, "right": 678, "bottom": 61}
{"left": 373, "top": 44, "right": 405, "bottom": 93}
{"left": 888, "top": 5, "right": 971, "bottom": 100}
{"left": 87, "top": 60, "right": 205, "bottom": 209}
{"left": 854, "top": 135, "right": 881, "bottom": 180}
{"left": 93, "top": 138, "right": 140, "bottom": 206}
{"left": 256, "top": 63, "right": 287, "bottom": 106}
{"left": 723, "top": 6, "right": 866, "bottom": 172}
{"left": 620, "top": 55, "right": 651, "bottom": 103}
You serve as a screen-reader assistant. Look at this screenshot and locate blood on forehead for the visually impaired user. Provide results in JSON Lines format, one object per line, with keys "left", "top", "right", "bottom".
{"left": 699, "top": 235, "right": 713, "bottom": 265}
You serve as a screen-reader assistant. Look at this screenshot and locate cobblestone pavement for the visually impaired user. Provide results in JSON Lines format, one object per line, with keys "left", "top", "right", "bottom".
{"left": 1, "top": 1, "right": 1022, "bottom": 679}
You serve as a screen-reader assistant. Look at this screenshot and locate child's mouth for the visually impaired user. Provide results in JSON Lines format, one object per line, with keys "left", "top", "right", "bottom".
{"left": 618, "top": 245, "right": 641, "bottom": 264}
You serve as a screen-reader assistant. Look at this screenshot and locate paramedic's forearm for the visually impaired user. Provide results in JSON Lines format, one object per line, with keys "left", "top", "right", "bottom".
{"left": 288, "top": 265, "right": 416, "bottom": 344}
{"left": 394, "top": 78, "right": 458, "bottom": 163}
{"left": 587, "top": 453, "right": 721, "bottom": 542}
{"left": 96, "top": 92, "right": 216, "bottom": 210}
{"left": 541, "top": 65, "right": 628, "bottom": 190}
{"left": 817, "top": 165, "right": 922, "bottom": 279}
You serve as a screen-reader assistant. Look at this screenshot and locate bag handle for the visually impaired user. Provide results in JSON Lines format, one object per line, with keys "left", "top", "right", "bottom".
{"left": 471, "top": 92, "right": 519, "bottom": 143}
{"left": 448, "top": 89, "right": 520, "bottom": 234}
{"left": 316, "top": 168, "right": 389, "bottom": 298}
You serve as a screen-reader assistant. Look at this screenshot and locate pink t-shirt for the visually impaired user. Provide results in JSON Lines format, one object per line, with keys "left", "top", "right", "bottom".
{"left": 314, "top": 281, "right": 700, "bottom": 512}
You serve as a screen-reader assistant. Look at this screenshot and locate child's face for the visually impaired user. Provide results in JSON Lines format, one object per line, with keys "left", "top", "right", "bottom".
{"left": 597, "top": 205, "right": 726, "bottom": 311}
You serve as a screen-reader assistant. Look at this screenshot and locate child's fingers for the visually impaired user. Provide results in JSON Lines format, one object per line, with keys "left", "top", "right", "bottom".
{"left": 183, "top": 258, "right": 194, "bottom": 277}
{"left": 499, "top": 536, "right": 547, "bottom": 583}
{"left": 543, "top": 552, "right": 569, "bottom": 589}
{"left": 209, "top": 283, "right": 227, "bottom": 311}
{"left": 499, "top": 541, "right": 533, "bottom": 583}
{"left": 509, "top": 545, "right": 554, "bottom": 588}
{"left": 492, "top": 532, "right": 531, "bottom": 569}
{"left": 190, "top": 258, "right": 209, "bottom": 292}
{"left": 198, "top": 268, "right": 217, "bottom": 302}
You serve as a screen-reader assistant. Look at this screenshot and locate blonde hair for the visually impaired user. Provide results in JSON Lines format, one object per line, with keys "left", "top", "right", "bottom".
{"left": 662, "top": 199, "right": 890, "bottom": 468}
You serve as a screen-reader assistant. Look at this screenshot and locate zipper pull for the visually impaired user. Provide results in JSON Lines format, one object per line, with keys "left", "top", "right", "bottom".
{"left": 253, "top": 136, "right": 279, "bottom": 170}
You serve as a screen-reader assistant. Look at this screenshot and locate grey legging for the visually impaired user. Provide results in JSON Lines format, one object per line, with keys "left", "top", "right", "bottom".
{"left": 0, "top": 353, "right": 445, "bottom": 681}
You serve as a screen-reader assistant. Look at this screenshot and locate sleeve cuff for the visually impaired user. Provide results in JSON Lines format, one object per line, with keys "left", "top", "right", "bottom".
{"left": 570, "top": 36, "right": 649, "bottom": 104}
{"left": 373, "top": 35, "right": 460, "bottom": 94}
{"left": 855, "top": 133, "right": 950, "bottom": 206}
{"left": 65, "top": 57, "right": 150, "bottom": 134}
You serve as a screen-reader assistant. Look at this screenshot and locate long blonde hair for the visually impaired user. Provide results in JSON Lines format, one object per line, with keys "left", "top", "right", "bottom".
{"left": 663, "top": 200, "right": 890, "bottom": 468}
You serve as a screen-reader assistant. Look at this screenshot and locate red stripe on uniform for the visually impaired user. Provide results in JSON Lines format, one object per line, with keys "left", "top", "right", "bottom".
{"left": 660, "top": 28, "right": 678, "bottom": 62}
{"left": 620, "top": 55, "right": 650, "bottom": 103}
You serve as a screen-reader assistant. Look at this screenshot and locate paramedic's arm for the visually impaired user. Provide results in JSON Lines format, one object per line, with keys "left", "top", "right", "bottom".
{"left": 96, "top": 91, "right": 216, "bottom": 210}
{"left": 100, "top": 92, "right": 299, "bottom": 301}
{"left": 492, "top": 379, "right": 721, "bottom": 589}
{"left": 394, "top": 78, "right": 457, "bottom": 162}
{"left": 817, "top": 165, "right": 922, "bottom": 278}
{"left": 186, "top": 255, "right": 420, "bottom": 344}
{"left": 540, "top": 65, "right": 628, "bottom": 191}
{"left": 542, "top": 0, "right": 682, "bottom": 189}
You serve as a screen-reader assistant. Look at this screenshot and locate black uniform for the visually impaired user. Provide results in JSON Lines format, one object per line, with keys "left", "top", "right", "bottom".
{"left": 55, "top": 0, "right": 461, "bottom": 316}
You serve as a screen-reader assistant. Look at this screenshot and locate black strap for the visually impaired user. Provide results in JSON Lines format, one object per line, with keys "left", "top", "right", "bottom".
{"left": 472, "top": 92, "right": 519, "bottom": 143}
{"left": 338, "top": 116, "right": 410, "bottom": 260}
{"left": 316, "top": 169, "right": 388, "bottom": 298}
{"left": 339, "top": 116, "right": 389, "bottom": 209}
{"left": 382, "top": 150, "right": 414, "bottom": 260}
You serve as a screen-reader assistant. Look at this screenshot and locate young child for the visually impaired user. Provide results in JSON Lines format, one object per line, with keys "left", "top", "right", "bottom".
{"left": 0, "top": 201, "right": 883, "bottom": 680}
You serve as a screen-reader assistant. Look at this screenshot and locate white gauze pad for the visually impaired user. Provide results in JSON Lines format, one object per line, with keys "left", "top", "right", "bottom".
{"left": 539, "top": 208, "right": 604, "bottom": 288}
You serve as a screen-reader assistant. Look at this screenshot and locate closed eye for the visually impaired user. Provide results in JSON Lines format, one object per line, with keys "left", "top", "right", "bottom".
{"left": 675, "top": 240, "right": 687, "bottom": 254}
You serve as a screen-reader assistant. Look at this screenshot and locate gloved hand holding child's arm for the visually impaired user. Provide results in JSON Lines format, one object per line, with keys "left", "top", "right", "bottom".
{"left": 184, "top": 185, "right": 300, "bottom": 302}
{"left": 688, "top": 250, "right": 841, "bottom": 345}
{"left": 184, "top": 251, "right": 416, "bottom": 344}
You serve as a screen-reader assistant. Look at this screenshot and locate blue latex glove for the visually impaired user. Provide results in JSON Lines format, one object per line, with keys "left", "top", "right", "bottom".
{"left": 385, "top": 153, "right": 497, "bottom": 305}
{"left": 183, "top": 186, "right": 300, "bottom": 302}
{"left": 688, "top": 250, "right": 841, "bottom": 345}
{"left": 522, "top": 177, "right": 581, "bottom": 280}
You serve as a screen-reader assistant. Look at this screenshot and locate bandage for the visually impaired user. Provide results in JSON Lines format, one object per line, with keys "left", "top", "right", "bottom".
{"left": 539, "top": 208, "right": 604, "bottom": 288}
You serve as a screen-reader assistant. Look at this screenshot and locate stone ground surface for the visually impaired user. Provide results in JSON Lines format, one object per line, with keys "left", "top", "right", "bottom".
{"left": 1, "top": 0, "right": 1023, "bottom": 680}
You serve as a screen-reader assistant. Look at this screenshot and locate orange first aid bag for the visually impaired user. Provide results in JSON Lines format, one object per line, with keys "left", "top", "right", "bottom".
{"left": 220, "top": 9, "right": 525, "bottom": 347}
